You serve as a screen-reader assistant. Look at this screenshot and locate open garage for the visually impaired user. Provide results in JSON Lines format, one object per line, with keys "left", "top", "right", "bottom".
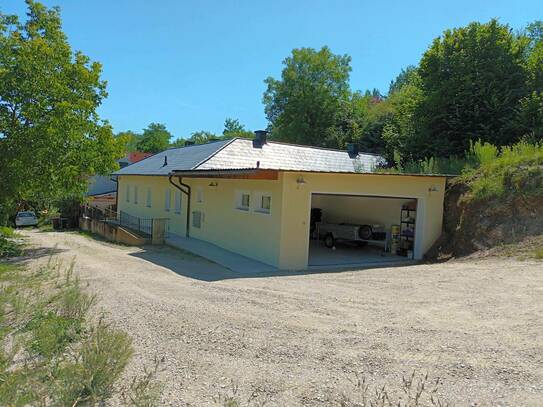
{"left": 308, "top": 193, "right": 420, "bottom": 267}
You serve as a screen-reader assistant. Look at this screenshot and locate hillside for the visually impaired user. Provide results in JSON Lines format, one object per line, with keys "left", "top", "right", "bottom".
{"left": 430, "top": 142, "right": 543, "bottom": 260}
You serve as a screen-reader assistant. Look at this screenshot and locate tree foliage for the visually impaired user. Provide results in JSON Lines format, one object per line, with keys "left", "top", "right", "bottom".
{"left": 263, "top": 46, "right": 351, "bottom": 147}
{"left": 134, "top": 122, "right": 172, "bottom": 153}
{"left": 261, "top": 20, "right": 543, "bottom": 164}
{"left": 0, "top": 1, "right": 123, "bottom": 219}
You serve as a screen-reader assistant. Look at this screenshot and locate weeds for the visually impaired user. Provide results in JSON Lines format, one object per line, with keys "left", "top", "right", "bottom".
{"left": 0, "top": 258, "right": 162, "bottom": 406}
{"left": 0, "top": 236, "right": 23, "bottom": 258}
{"left": 337, "top": 371, "right": 449, "bottom": 407}
{"left": 121, "top": 356, "right": 165, "bottom": 407}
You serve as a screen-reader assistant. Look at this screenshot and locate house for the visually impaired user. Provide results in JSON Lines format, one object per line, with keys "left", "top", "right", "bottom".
{"left": 113, "top": 132, "right": 447, "bottom": 270}
{"left": 87, "top": 152, "right": 152, "bottom": 210}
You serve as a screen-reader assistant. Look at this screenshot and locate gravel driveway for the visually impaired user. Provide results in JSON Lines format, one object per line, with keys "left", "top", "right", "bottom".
{"left": 20, "top": 230, "right": 543, "bottom": 406}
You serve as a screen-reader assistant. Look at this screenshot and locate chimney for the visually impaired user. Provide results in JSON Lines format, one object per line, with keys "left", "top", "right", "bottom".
{"left": 163, "top": 155, "right": 168, "bottom": 167}
{"left": 346, "top": 143, "right": 359, "bottom": 157}
{"left": 253, "top": 130, "right": 268, "bottom": 148}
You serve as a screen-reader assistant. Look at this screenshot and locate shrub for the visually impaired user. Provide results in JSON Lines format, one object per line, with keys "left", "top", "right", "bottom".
{"left": 0, "top": 236, "right": 23, "bottom": 258}
{"left": 0, "top": 259, "right": 158, "bottom": 406}
{"left": 0, "top": 226, "right": 17, "bottom": 238}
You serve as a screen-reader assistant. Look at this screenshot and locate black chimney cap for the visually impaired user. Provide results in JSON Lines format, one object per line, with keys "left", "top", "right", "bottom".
{"left": 253, "top": 130, "right": 268, "bottom": 148}
{"left": 346, "top": 142, "right": 359, "bottom": 157}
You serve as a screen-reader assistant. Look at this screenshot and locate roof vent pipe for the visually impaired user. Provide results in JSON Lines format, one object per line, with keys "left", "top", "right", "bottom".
{"left": 163, "top": 156, "right": 168, "bottom": 167}
{"left": 253, "top": 130, "right": 268, "bottom": 148}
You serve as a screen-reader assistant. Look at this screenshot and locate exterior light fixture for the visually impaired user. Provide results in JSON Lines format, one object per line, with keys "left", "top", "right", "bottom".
{"left": 428, "top": 186, "right": 438, "bottom": 193}
{"left": 208, "top": 181, "right": 218, "bottom": 187}
{"left": 296, "top": 176, "right": 306, "bottom": 185}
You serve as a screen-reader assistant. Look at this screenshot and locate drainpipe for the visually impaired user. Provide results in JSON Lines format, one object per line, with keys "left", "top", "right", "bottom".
{"left": 168, "top": 175, "right": 191, "bottom": 238}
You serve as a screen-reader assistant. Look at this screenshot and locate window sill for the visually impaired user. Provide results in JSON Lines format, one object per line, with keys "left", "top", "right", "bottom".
{"left": 254, "top": 209, "right": 271, "bottom": 215}
{"left": 235, "top": 207, "right": 250, "bottom": 212}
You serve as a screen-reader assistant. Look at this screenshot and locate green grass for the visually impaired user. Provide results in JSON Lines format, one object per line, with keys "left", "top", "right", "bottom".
{"left": 0, "top": 226, "right": 20, "bottom": 238}
{"left": 0, "top": 258, "right": 162, "bottom": 405}
{"left": 462, "top": 141, "right": 543, "bottom": 202}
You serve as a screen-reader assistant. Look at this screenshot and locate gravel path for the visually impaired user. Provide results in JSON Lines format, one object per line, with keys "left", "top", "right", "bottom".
{"left": 20, "top": 230, "right": 543, "bottom": 406}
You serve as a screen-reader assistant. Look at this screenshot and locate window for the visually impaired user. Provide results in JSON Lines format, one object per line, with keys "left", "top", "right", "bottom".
{"left": 236, "top": 191, "right": 250, "bottom": 211}
{"left": 260, "top": 195, "right": 271, "bottom": 213}
{"left": 192, "top": 211, "right": 202, "bottom": 228}
{"left": 196, "top": 187, "right": 203, "bottom": 203}
{"left": 126, "top": 185, "right": 130, "bottom": 202}
{"left": 174, "top": 190, "right": 181, "bottom": 214}
{"left": 254, "top": 192, "right": 272, "bottom": 214}
{"left": 164, "top": 189, "right": 171, "bottom": 211}
{"left": 146, "top": 188, "right": 152, "bottom": 207}
{"left": 134, "top": 186, "right": 139, "bottom": 204}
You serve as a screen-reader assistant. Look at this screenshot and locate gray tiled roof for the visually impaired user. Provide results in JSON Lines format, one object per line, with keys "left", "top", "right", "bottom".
{"left": 113, "top": 139, "right": 233, "bottom": 176}
{"left": 113, "top": 138, "right": 383, "bottom": 176}
{"left": 197, "top": 139, "right": 383, "bottom": 173}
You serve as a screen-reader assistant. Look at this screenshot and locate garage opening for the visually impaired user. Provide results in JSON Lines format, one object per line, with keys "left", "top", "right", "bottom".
{"left": 308, "top": 193, "right": 418, "bottom": 267}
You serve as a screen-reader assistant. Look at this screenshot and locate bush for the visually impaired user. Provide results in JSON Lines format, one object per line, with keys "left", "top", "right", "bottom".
{"left": 0, "top": 259, "right": 161, "bottom": 406}
{"left": 0, "top": 226, "right": 17, "bottom": 238}
{"left": 463, "top": 140, "right": 543, "bottom": 201}
{"left": 0, "top": 236, "right": 23, "bottom": 258}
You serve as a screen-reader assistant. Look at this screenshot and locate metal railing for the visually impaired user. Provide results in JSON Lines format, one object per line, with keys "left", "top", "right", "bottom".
{"left": 119, "top": 211, "right": 170, "bottom": 239}
{"left": 81, "top": 205, "right": 169, "bottom": 241}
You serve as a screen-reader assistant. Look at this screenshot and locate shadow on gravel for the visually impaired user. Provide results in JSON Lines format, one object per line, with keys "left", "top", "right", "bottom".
{"left": 4, "top": 246, "right": 67, "bottom": 265}
{"left": 130, "top": 245, "right": 416, "bottom": 282}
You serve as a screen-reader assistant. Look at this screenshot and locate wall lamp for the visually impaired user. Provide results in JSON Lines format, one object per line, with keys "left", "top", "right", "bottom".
{"left": 296, "top": 176, "right": 306, "bottom": 185}
{"left": 428, "top": 185, "right": 438, "bottom": 193}
{"left": 208, "top": 181, "right": 218, "bottom": 187}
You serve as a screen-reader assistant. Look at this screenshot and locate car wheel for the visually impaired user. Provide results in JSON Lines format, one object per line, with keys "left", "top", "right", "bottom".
{"left": 324, "top": 233, "right": 335, "bottom": 248}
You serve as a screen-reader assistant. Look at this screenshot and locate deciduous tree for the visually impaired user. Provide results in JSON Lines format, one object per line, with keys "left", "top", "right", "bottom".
{"left": 0, "top": 1, "right": 123, "bottom": 220}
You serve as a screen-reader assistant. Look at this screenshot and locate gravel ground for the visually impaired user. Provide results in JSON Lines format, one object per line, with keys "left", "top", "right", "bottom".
{"left": 19, "top": 230, "right": 543, "bottom": 406}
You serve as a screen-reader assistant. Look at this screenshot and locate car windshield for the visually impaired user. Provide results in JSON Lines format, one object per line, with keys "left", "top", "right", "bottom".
{"left": 18, "top": 212, "right": 35, "bottom": 217}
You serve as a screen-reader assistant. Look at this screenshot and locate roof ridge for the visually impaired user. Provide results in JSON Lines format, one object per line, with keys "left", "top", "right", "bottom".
{"left": 191, "top": 137, "right": 239, "bottom": 170}
{"left": 233, "top": 137, "right": 381, "bottom": 157}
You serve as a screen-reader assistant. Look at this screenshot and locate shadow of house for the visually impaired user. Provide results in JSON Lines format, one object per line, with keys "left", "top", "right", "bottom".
{"left": 129, "top": 244, "right": 416, "bottom": 282}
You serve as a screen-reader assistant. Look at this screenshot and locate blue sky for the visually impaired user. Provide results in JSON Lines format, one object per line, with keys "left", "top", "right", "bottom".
{"left": 3, "top": 0, "right": 542, "bottom": 139}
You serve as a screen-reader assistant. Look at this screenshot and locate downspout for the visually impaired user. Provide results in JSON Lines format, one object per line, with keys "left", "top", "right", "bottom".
{"left": 168, "top": 175, "right": 191, "bottom": 238}
{"left": 111, "top": 176, "right": 118, "bottom": 212}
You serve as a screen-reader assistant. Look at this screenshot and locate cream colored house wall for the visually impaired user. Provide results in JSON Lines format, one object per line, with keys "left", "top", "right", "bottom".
{"left": 184, "top": 177, "right": 284, "bottom": 267}
{"left": 278, "top": 172, "right": 446, "bottom": 270}
{"left": 117, "top": 175, "right": 187, "bottom": 237}
{"left": 118, "top": 172, "right": 446, "bottom": 271}
{"left": 118, "top": 175, "right": 284, "bottom": 267}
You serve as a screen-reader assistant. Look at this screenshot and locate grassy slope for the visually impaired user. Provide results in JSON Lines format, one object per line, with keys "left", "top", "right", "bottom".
{"left": 431, "top": 142, "right": 543, "bottom": 260}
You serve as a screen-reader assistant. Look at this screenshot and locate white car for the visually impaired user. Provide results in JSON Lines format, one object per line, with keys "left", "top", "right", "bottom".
{"left": 15, "top": 211, "right": 38, "bottom": 227}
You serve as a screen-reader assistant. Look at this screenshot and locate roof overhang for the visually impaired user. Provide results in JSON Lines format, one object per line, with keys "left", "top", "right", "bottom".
{"left": 170, "top": 168, "right": 279, "bottom": 180}
{"left": 170, "top": 168, "right": 451, "bottom": 179}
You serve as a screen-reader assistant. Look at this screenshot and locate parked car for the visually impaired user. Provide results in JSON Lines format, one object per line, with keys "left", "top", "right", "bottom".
{"left": 15, "top": 211, "right": 38, "bottom": 227}
{"left": 319, "top": 222, "right": 387, "bottom": 250}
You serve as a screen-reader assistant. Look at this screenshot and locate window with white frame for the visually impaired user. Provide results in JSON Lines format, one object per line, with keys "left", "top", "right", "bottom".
{"left": 126, "top": 184, "right": 130, "bottom": 202}
{"left": 134, "top": 186, "right": 138, "bottom": 204}
{"left": 164, "top": 189, "right": 171, "bottom": 211}
{"left": 256, "top": 194, "right": 272, "bottom": 214}
{"left": 174, "top": 190, "right": 181, "bottom": 214}
{"left": 146, "top": 188, "right": 152, "bottom": 207}
{"left": 196, "top": 187, "right": 203, "bottom": 203}
{"left": 235, "top": 191, "right": 251, "bottom": 211}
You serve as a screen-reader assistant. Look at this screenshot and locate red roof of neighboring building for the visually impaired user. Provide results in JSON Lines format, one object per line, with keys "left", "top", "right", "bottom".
{"left": 128, "top": 152, "right": 153, "bottom": 163}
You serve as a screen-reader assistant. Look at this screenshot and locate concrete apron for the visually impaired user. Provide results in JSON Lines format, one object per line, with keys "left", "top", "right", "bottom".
{"left": 165, "top": 235, "right": 278, "bottom": 274}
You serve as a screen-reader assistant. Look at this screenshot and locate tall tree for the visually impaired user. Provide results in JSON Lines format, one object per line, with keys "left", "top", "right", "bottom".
{"left": 417, "top": 20, "right": 528, "bottom": 157}
{"left": 0, "top": 1, "right": 123, "bottom": 219}
{"left": 263, "top": 46, "right": 352, "bottom": 147}
{"left": 135, "top": 123, "right": 172, "bottom": 153}
{"left": 223, "top": 117, "right": 253, "bottom": 138}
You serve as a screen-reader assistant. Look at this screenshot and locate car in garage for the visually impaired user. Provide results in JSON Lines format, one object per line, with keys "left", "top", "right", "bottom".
{"left": 15, "top": 211, "right": 38, "bottom": 227}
